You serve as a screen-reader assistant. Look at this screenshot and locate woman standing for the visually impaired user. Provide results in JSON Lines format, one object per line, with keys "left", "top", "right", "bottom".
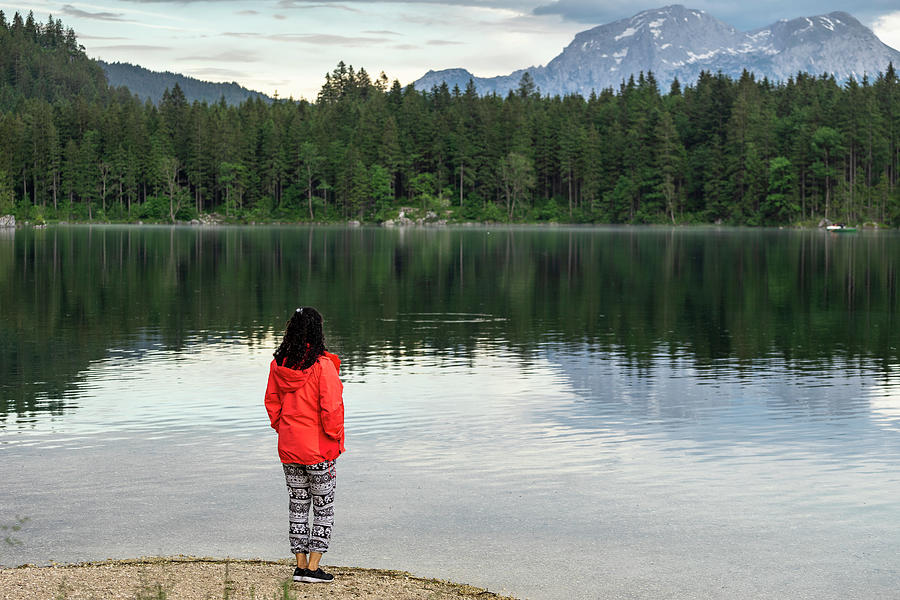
{"left": 264, "top": 307, "right": 345, "bottom": 584}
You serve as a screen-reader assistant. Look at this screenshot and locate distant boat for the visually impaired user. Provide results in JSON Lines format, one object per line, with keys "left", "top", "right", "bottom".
{"left": 826, "top": 224, "right": 857, "bottom": 233}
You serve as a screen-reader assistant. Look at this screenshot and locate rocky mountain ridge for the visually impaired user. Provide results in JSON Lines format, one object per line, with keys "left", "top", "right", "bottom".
{"left": 415, "top": 5, "right": 900, "bottom": 96}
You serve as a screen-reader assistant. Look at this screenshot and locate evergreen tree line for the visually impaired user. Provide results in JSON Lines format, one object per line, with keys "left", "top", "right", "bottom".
{"left": 2, "top": 11, "right": 900, "bottom": 225}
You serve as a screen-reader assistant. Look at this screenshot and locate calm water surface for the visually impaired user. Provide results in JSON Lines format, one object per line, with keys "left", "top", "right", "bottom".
{"left": 1, "top": 225, "right": 899, "bottom": 599}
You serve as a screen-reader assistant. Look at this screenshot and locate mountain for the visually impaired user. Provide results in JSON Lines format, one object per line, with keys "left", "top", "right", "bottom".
{"left": 99, "top": 61, "right": 273, "bottom": 105}
{"left": 415, "top": 5, "right": 900, "bottom": 96}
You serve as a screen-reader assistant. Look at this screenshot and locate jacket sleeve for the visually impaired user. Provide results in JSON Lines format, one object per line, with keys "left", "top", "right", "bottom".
{"left": 264, "top": 363, "right": 282, "bottom": 433}
{"left": 318, "top": 358, "right": 345, "bottom": 442}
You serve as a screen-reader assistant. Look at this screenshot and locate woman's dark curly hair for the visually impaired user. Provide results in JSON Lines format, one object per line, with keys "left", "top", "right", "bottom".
{"left": 274, "top": 306, "right": 327, "bottom": 370}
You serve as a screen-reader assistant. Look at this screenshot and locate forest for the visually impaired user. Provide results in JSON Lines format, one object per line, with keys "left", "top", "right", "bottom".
{"left": 1, "top": 10, "right": 899, "bottom": 226}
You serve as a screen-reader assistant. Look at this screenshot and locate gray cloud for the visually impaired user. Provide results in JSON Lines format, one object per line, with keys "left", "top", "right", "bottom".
{"left": 278, "top": 0, "right": 415, "bottom": 6}
{"left": 76, "top": 33, "right": 129, "bottom": 40}
{"left": 224, "top": 31, "right": 387, "bottom": 46}
{"left": 61, "top": 4, "right": 126, "bottom": 22}
{"left": 273, "top": 0, "right": 541, "bottom": 14}
{"left": 92, "top": 44, "right": 171, "bottom": 52}
{"left": 117, "top": 0, "right": 519, "bottom": 3}
{"left": 277, "top": 3, "right": 362, "bottom": 13}
{"left": 427, "top": 39, "right": 464, "bottom": 45}
{"left": 120, "top": 0, "right": 528, "bottom": 11}
{"left": 113, "top": 0, "right": 359, "bottom": 10}
{"left": 184, "top": 67, "right": 249, "bottom": 79}
{"left": 364, "top": 30, "right": 401, "bottom": 35}
{"left": 531, "top": 0, "right": 644, "bottom": 24}
{"left": 179, "top": 50, "right": 261, "bottom": 62}
{"left": 397, "top": 13, "right": 447, "bottom": 27}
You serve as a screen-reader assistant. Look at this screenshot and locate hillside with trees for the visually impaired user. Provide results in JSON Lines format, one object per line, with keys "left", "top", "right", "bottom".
{"left": 99, "top": 61, "right": 273, "bottom": 106}
{"left": 1, "top": 11, "right": 899, "bottom": 226}
{"left": 0, "top": 11, "right": 106, "bottom": 108}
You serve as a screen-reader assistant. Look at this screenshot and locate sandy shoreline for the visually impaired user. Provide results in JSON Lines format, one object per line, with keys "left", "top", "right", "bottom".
{"left": 0, "top": 557, "right": 519, "bottom": 600}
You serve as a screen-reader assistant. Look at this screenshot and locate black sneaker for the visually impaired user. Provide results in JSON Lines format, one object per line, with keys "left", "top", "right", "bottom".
{"left": 301, "top": 568, "right": 334, "bottom": 583}
{"left": 292, "top": 567, "right": 308, "bottom": 582}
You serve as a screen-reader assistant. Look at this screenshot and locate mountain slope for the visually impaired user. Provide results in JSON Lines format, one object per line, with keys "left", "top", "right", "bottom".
{"left": 415, "top": 5, "right": 900, "bottom": 96}
{"left": 100, "top": 61, "right": 273, "bottom": 105}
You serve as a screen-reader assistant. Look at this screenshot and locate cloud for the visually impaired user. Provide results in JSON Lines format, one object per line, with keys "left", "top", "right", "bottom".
{"left": 273, "top": 0, "right": 529, "bottom": 12}
{"left": 224, "top": 31, "right": 387, "bottom": 46}
{"left": 364, "top": 29, "right": 401, "bottom": 35}
{"left": 179, "top": 50, "right": 261, "bottom": 63}
{"left": 75, "top": 33, "right": 128, "bottom": 40}
{"left": 276, "top": 2, "right": 362, "bottom": 13}
{"left": 427, "top": 39, "right": 464, "bottom": 45}
{"left": 531, "top": 0, "right": 641, "bottom": 24}
{"left": 273, "top": 14, "right": 288, "bottom": 19}
{"left": 116, "top": 0, "right": 520, "bottom": 4}
{"left": 91, "top": 44, "right": 171, "bottom": 52}
{"left": 873, "top": 10, "right": 900, "bottom": 50}
{"left": 58, "top": 2, "right": 203, "bottom": 32}
{"left": 276, "top": 0, "right": 404, "bottom": 6}
{"left": 184, "top": 67, "right": 249, "bottom": 79}
{"left": 61, "top": 4, "right": 126, "bottom": 21}
{"left": 236, "top": 9, "right": 258, "bottom": 15}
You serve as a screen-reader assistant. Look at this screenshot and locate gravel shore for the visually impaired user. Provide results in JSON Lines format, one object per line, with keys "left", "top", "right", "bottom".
{"left": 0, "top": 557, "right": 518, "bottom": 600}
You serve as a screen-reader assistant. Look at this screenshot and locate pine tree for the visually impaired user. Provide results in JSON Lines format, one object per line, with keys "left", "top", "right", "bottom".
{"left": 655, "top": 111, "right": 684, "bottom": 224}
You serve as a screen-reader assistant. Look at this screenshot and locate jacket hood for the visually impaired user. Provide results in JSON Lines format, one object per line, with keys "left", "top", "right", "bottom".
{"left": 324, "top": 351, "right": 341, "bottom": 373}
{"left": 270, "top": 351, "right": 341, "bottom": 392}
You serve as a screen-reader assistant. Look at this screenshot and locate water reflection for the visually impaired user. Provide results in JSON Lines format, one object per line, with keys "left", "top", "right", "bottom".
{"left": 3, "top": 226, "right": 900, "bottom": 430}
{"left": 2, "top": 257, "right": 900, "bottom": 600}
{"left": 7, "top": 327, "right": 897, "bottom": 483}
{"left": 542, "top": 345, "right": 900, "bottom": 472}
{"left": 869, "top": 378, "right": 900, "bottom": 426}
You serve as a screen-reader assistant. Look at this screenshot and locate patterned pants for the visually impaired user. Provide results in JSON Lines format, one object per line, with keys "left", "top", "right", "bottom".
{"left": 283, "top": 461, "right": 336, "bottom": 554}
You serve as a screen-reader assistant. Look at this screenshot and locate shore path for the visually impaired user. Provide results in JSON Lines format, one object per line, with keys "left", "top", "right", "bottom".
{"left": 0, "top": 557, "right": 518, "bottom": 600}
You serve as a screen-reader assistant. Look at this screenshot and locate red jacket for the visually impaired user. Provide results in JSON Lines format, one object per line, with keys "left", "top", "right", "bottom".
{"left": 264, "top": 352, "right": 345, "bottom": 464}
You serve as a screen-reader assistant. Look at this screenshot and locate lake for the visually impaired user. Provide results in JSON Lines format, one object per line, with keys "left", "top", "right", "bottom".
{"left": 1, "top": 225, "right": 899, "bottom": 599}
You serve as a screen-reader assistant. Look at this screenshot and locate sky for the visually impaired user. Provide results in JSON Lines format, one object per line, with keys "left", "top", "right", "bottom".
{"left": 2, "top": 1, "right": 900, "bottom": 100}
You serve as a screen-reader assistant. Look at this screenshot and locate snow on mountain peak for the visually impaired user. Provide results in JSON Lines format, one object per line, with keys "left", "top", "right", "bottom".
{"left": 414, "top": 5, "right": 900, "bottom": 98}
